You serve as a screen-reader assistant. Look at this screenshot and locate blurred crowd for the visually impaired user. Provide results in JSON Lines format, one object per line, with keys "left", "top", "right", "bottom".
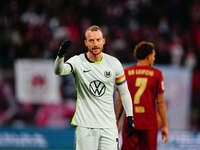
{"left": 1, "top": 0, "right": 200, "bottom": 67}
{"left": 1, "top": 0, "right": 200, "bottom": 129}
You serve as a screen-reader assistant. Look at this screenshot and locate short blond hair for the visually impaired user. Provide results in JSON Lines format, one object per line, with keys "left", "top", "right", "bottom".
{"left": 85, "top": 25, "right": 103, "bottom": 38}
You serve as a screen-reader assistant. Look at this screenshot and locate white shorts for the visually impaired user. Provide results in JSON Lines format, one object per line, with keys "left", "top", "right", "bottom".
{"left": 75, "top": 126, "right": 119, "bottom": 150}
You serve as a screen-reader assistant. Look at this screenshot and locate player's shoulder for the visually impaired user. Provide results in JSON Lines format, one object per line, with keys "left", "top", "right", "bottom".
{"left": 150, "top": 67, "right": 163, "bottom": 78}
{"left": 103, "top": 53, "right": 122, "bottom": 64}
{"left": 103, "top": 53, "right": 118, "bottom": 60}
{"left": 67, "top": 53, "right": 86, "bottom": 66}
{"left": 151, "top": 66, "right": 162, "bottom": 74}
{"left": 75, "top": 53, "right": 85, "bottom": 58}
{"left": 70, "top": 53, "right": 84, "bottom": 61}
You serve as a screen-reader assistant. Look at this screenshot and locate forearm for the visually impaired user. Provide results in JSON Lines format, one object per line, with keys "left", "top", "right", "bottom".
{"left": 117, "top": 82, "right": 133, "bottom": 117}
{"left": 115, "top": 93, "right": 124, "bottom": 123}
{"left": 54, "top": 56, "right": 72, "bottom": 75}
{"left": 157, "top": 95, "right": 168, "bottom": 127}
{"left": 157, "top": 102, "right": 167, "bottom": 127}
{"left": 157, "top": 97, "right": 169, "bottom": 144}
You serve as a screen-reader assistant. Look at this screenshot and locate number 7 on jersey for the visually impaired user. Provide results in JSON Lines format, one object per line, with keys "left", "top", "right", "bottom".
{"left": 134, "top": 77, "right": 148, "bottom": 113}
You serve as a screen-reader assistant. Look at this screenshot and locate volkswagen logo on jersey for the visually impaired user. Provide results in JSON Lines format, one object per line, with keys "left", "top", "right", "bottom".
{"left": 89, "top": 80, "right": 106, "bottom": 97}
{"left": 104, "top": 71, "right": 111, "bottom": 78}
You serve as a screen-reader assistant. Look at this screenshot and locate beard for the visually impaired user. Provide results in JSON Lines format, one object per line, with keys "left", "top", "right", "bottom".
{"left": 90, "top": 47, "right": 103, "bottom": 55}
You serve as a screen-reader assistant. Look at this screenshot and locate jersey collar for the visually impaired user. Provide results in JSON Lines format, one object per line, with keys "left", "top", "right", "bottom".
{"left": 84, "top": 53, "right": 104, "bottom": 64}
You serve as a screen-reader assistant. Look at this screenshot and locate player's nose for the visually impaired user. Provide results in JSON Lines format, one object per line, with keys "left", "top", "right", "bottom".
{"left": 93, "top": 40, "right": 98, "bottom": 46}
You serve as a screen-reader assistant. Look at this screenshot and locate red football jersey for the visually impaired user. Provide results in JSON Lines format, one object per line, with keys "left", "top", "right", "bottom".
{"left": 124, "top": 65, "right": 164, "bottom": 130}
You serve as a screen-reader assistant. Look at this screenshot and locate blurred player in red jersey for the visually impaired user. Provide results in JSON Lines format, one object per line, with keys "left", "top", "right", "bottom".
{"left": 115, "top": 41, "right": 168, "bottom": 150}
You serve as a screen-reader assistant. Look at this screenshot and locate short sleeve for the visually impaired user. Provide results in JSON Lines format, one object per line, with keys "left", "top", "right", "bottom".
{"left": 157, "top": 71, "right": 164, "bottom": 94}
{"left": 66, "top": 55, "right": 79, "bottom": 73}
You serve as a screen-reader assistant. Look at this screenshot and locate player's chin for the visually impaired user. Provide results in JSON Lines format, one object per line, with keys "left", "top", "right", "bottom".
{"left": 92, "top": 49, "right": 102, "bottom": 55}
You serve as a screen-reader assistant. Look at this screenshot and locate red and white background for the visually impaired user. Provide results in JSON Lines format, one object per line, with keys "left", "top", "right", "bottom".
{"left": 15, "top": 59, "right": 61, "bottom": 104}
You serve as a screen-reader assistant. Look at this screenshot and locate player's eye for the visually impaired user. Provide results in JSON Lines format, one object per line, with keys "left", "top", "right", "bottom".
{"left": 89, "top": 39, "right": 94, "bottom": 43}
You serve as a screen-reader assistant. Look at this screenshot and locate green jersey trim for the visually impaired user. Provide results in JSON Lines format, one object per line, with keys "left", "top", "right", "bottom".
{"left": 93, "top": 54, "right": 104, "bottom": 64}
{"left": 71, "top": 74, "right": 79, "bottom": 125}
{"left": 84, "top": 53, "right": 104, "bottom": 64}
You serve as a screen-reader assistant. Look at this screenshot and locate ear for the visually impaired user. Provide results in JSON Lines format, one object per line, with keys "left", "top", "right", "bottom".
{"left": 146, "top": 54, "right": 150, "bottom": 61}
{"left": 103, "top": 38, "right": 106, "bottom": 45}
{"left": 84, "top": 39, "right": 87, "bottom": 47}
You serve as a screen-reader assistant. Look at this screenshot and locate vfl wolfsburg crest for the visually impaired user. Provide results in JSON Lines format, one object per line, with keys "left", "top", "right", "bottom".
{"left": 89, "top": 80, "right": 106, "bottom": 97}
{"left": 104, "top": 71, "right": 111, "bottom": 78}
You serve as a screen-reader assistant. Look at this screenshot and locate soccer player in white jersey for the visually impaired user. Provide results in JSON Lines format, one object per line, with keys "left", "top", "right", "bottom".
{"left": 54, "top": 25, "right": 134, "bottom": 150}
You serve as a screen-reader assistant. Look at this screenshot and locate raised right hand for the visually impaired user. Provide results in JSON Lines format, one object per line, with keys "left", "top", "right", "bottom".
{"left": 57, "top": 40, "right": 72, "bottom": 58}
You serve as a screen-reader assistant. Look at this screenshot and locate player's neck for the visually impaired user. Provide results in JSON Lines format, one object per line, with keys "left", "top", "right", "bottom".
{"left": 86, "top": 52, "right": 103, "bottom": 62}
{"left": 137, "top": 60, "right": 151, "bottom": 67}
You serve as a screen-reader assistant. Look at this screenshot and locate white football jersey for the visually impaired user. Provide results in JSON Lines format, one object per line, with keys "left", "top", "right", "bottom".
{"left": 54, "top": 52, "right": 133, "bottom": 128}
{"left": 68, "top": 53, "right": 125, "bottom": 128}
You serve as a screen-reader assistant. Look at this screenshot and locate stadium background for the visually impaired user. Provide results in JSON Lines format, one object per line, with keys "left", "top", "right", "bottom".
{"left": 1, "top": 0, "right": 200, "bottom": 149}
